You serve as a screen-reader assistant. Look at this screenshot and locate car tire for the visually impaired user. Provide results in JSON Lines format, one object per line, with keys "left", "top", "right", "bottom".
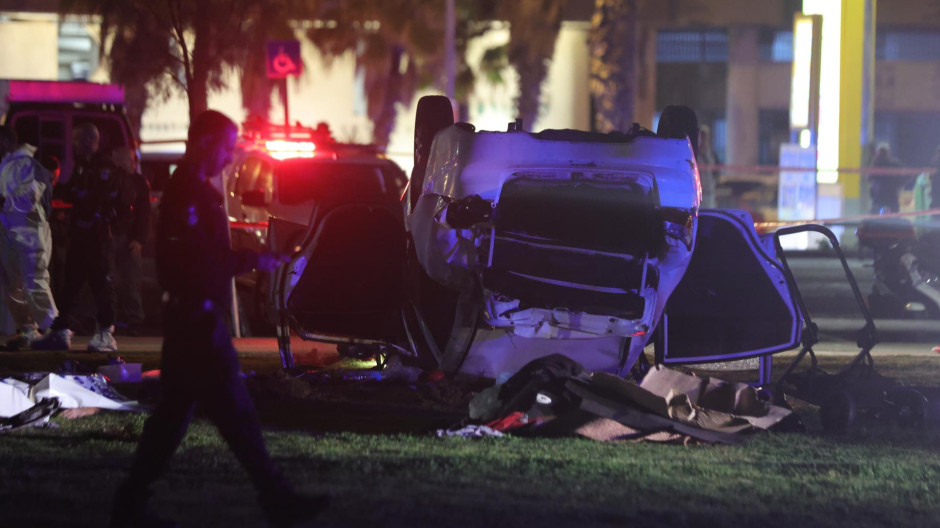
{"left": 656, "top": 105, "right": 700, "bottom": 158}
{"left": 409, "top": 95, "right": 454, "bottom": 213}
{"left": 888, "top": 388, "right": 928, "bottom": 428}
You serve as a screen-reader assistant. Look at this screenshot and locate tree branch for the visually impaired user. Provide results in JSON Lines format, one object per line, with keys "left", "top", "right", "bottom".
{"left": 165, "top": 0, "right": 194, "bottom": 86}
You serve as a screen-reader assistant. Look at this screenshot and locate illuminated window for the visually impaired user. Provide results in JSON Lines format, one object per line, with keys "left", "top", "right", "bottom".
{"left": 58, "top": 19, "right": 98, "bottom": 80}
{"left": 656, "top": 30, "right": 728, "bottom": 63}
{"left": 759, "top": 30, "right": 794, "bottom": 62}
{"left": 235, "top": 155, "right": 274, "bottom": 200}
{"left": 876, "top": 29, "right": 940, "bottom": 61}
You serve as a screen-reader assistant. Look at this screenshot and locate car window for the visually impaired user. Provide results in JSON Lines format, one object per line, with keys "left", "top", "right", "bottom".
{"left": 141, "top": 158, "right": 178, "bottom": 193}
{"left": 9, "top": 113, "right": 39, "bottom": 145}
{"left": 276, "top": 160, "right": 398, "bottom": 206}
{"left": 383, "top": 164, "right": 407, "bottom": 198}
{"left": 9, "top": 113, "right": 66, "bottom": 174}
{"left": 234, "top": 154, "right": 274, "bottom": 199}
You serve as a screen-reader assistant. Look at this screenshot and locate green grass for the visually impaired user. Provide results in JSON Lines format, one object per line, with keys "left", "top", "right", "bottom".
{"left": 1, "top": 352, "right": 939, "bottom": 527}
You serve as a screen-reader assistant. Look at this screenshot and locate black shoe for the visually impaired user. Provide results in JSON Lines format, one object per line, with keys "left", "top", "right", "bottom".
{"left": 30, "top": 329, "right": 72, "bottom": 351}
{"left": 3, "top": 328, "right": 42, "bottom": 351}
{"left": 259, "top": 490, "right": 330, "bottom": 528}
{"left": 110, "top": 483, "right": 179, "bottom": 528}
{"left": 2, "top": 335, "right": 29, "bottom": 351}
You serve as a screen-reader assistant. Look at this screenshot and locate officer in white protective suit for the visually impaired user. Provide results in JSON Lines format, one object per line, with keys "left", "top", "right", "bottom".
{"left": 0, "top": 125, "right": 57, "bottom": 350}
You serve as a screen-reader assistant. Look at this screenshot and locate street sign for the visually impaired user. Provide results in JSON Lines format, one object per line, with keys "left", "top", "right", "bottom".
{"left": 266, "top": 40, "right": 302, "bottom": 78}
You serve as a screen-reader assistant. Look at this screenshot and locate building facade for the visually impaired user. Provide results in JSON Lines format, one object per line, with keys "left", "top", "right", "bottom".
{"left": 1, "top": 1, "right": 939, "bottom": 176}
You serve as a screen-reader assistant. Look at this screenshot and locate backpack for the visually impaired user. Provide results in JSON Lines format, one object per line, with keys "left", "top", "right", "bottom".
{"left": 469, "top": 354, "right": 593, "bottom": 423}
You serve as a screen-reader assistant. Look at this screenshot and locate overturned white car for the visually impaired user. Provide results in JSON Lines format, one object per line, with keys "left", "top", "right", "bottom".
{"left": 269, "top": 96, "right": 801, "bottom": 379}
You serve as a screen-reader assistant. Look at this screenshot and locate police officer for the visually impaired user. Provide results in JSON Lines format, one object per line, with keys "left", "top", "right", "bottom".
{"left": 110, "top": 146, "right": 151, "bottom": 335}
{"left": 32, "top": 122, "right": 120, "bottom": 352}
{"left": 110, "top": 110, "right": 328, "bottom": 528}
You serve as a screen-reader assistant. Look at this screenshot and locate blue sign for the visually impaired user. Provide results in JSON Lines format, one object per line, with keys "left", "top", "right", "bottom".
{"left": 778, "top": 143, "right": 817, "bottom": 222}
{"left": 266, "top": 40, "right": 302, "bottom": 78}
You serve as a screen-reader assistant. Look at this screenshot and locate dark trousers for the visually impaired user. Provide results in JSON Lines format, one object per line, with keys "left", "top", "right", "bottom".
{"left": 123, "top": 301, "right": 285, "bottom": 494}
{"left": 51, "top": 233, "right": 115, "bottom": 331}
{"left": 111, "top": 234, "right": 145, "bottom": 326}
{"left": 870, "top": 179, "right": 902, "bottom": 214}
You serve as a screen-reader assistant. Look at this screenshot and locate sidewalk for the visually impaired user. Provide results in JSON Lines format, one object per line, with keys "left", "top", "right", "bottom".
{"left": 779, "top": 340, "right": 937, "bottom": 357}
{"left": 54, "top": 335, "right": 939, "bottom": 358}
{"left": 812, "top": 316, "right": 940, "bottom": 346}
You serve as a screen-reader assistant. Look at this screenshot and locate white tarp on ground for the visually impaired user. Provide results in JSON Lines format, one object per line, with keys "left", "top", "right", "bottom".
{"left": 0, "top": 374, "right": 140, "bottom": 417}
{"left": 0, "top": 378, "right": 34, "bottom": 417}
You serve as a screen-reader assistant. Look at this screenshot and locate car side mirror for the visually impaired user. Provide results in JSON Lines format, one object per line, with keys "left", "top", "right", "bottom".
{"left": 240, "top": 189, "right": 268, "bottom": 207}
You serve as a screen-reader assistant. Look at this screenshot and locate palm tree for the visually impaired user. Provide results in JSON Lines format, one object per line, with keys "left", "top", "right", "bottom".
{"left": 62, "top": 0, "right": 296, "bottom": 126}
{"left": 305, "top": 0, "right": 447, "bottom": 150}
{"left": 238, "top": 1, "right": 302, "bottom": 123}
{"left": 498, "top": 0, "right": 566, "bottom": 130}
{"left": 306, "top": 0, "right": 493, "bottom": 149}
{"left": 61, "top": 1, "right": 176, "bottom": 137}
{"left": 588, "top": 0, "right": 638, "bottom": 133}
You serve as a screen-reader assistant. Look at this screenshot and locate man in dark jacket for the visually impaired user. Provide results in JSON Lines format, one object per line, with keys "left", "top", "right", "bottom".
{"left": 32, "top": 122, "right": 120, "bottom": 352}
{"left": 110, "top": 110, "right": 328, "bottom": 528}
{"left": 110, "top": 146, "right": 151, "bottom": 334}
{"left": 869, "top": 142, "right": 907, "bottom": 214}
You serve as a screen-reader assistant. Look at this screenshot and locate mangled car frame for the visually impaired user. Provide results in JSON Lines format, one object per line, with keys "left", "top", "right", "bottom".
{"left": 269, "top": 96, "right": 802, "bottom": 379}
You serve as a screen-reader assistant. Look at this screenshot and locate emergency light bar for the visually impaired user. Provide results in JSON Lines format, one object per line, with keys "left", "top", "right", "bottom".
{"left": 265, "top": 139, "right": 316, "bottom": 160}
{"left": 5, "top": 80, "right": 125, "bottom": 105}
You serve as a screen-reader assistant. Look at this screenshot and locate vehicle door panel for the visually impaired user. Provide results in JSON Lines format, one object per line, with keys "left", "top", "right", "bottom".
{"left": 657, "top": 209, "right": 802, "bottom": 364}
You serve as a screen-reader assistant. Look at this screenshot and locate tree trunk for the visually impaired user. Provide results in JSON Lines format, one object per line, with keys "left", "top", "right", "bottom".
{"left": 588, "top": 0, "right": 637, "bottom": 133}
{"left": 123, "top": 81, "right": 148, "bottom": 140}
{"left": 241, "top": 4, "right": 281, "bottom": 122}
{"left": 505, "top": 0, "right": 564, "bottom": 131}
{"left": 370, "top": 45, "right": 405, "bottom": 151}
{"left": 188, "top": 0, "right": 212, "bottom": 121}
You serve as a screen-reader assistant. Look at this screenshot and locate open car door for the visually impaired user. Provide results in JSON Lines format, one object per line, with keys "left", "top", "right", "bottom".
{"left": 655, "top": 209, "right": 802, "bottom": 365}
{"left": 269, "top": 160, "right": 408, "bottom": 367}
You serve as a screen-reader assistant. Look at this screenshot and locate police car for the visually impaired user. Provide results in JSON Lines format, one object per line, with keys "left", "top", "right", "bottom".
{"left": 222, "top": 120, "right": 407, "bottom": 334}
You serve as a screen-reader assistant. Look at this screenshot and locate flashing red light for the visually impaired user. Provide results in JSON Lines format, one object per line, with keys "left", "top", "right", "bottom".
{"left": 264, "top": 139, "right": 316, "bottom": 160}
{"left": 631, "top": 330, "right": 647, "bottom": 337}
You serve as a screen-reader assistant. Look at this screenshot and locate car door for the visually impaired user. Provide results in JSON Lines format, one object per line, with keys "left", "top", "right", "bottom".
{"left": 270, "top": 160, "right": 408, "bottom": 345}
{"left": 655, "top": 209, "right": 803, "bottom": 364}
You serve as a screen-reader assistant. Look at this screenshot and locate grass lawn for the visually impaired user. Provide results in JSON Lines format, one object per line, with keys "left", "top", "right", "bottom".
{"left": 0, "top": 351, "right": 938, "bottom": 527}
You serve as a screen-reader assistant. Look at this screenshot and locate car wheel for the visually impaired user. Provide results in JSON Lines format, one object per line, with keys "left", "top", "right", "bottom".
{"left": 888, "top": 388, "right": 928, "bottom": 428}
{"left": 409, "top": 95, "right": 454, "bottom": 213}
{"left": 656, "top": 105, "right": 700, "bottom": 158}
